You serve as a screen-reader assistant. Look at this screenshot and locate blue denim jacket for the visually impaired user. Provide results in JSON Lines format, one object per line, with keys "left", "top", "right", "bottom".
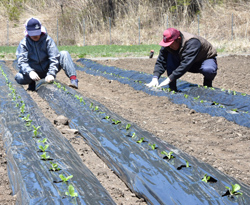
{"left": 16, "top": 33, "right": 60, "bottom": 77}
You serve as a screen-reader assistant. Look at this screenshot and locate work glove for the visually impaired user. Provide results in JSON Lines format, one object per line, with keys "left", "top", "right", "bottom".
{"left": 157, "top": 77, "right": 171, "bottom": 88}
{"left": 45, "top": 75, "right": 55, "bottom": 83}
{"left": 29, "top": 71, "right": 40, "bottom": 81}
{"left": 145, "top": 77, "right": 159, "bottom": 87}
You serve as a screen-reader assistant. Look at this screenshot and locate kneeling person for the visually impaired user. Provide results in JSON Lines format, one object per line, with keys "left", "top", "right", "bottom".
{"left": 15, "top": 17, "right": 79, "bottom": 91}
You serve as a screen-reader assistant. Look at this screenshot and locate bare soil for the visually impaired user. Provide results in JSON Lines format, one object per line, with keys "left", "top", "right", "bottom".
{"left": 1, "top": 54, "right": 250, "bottom": 204}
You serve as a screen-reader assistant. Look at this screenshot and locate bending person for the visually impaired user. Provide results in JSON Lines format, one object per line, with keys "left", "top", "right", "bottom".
{"left": 146, "top": 28, "right": 218, "bottom": 91}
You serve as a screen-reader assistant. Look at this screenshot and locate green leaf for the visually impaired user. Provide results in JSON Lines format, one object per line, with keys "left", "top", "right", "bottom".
{"left": 66, "top": 185, "right": 78, "bottom": 197}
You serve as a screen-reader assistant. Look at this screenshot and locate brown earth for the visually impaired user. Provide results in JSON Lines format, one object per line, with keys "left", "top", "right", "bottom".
{"left": 1, "top": 54, "right": 250, "bottom": 204}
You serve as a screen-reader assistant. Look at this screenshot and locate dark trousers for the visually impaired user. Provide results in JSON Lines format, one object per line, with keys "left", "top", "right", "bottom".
{"left": 166, "top": 53, "right": 218, "bottom": 89}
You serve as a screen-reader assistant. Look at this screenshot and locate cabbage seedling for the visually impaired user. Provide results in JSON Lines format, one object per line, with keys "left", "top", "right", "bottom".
{"left": 94, "top": 106, "right": 99, "bottom": 111}
{"left": 65, "top": 185, "right": 78, "bottom": 198}
{"left": 241, "top": 93, "right": 246, "bottom": 96}
{"left": 149, "top": 143, "right": 156, "bottom": 150}
{"left": 59, "top": 174, "right": 73, "bottom": 182}
{"left": 38, "top": 138, "right": 47, "bottom": 144}
{"left": 40, "top": 152, "right": 50, "bottom": 160}
{"left": 185, "top": 160, "right": 190, "bottom": 168}
{"left": 50, "top": 162, "right": 61, "bottom": 171}
{"left": 39, "top": 144, "right": 49, "bottom": 152}
{"left": 105, "top": 116, "right": 110, "bottom": 120}
{"left": 32, "top": 125, "right": 41, "bottom": 137}
{"left": 137, "top": 137, "right": 144, "bottom": 144}
{"left": 194, "top": 96, "right": 200, "bottom": 100}
{"left": 161, "top": 151, "right": 174, "bottom": 159}
{"left": 225, "top": 183, "right": 243, "bottom": 196}
{"left": 112, "top": 119, "right": 121, "bottom": 125}
{"left": 202, "top": 174, "right": 210, "bottom": 183}
{"left": 184, "top": 94, "right": 188, "bottom": 98}
{"left": 126, "top": 124, "right": 131, "bottom": 130}
{"left": 131, "top": 132, "right": 136, "bottom": 138}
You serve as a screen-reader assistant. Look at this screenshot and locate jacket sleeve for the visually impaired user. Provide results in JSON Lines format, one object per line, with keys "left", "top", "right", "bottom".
{"left": 168, "top": 39, "right": 201, "bottom": 81}
{"left": 46, "top": 37, "right": 60, "bottom": 77}
{"left": 16, "top": 39, "right": 34, "bottom": 75}
{"left": 153, "top": 47, "right": 168, "bottom": 78}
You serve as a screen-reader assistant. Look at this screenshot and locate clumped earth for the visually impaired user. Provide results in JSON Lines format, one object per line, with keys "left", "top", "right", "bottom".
{"left": 1, "top": 55, "right": 250, "bottom": 204}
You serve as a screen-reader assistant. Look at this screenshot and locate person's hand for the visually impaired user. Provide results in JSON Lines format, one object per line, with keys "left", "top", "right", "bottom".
{"left": 158, "top": 78, "right": 171, "bottom": 87}
{"left": 145, "top": 77, "right": 159, "bottom": 87}
{"left": 45, "top": 75, "right": 55, "bottom": 83}
{"left": 29, "top": 71, "right": 40, "bottom": 81}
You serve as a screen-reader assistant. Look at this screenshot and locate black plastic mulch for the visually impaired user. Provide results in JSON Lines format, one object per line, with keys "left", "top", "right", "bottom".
{"left": 0, "top": 61, "right": 115, "bottom": 205}
{"left": 76, "top": 58, "right": 250, "bottom": 128}
{"left": 35, "top": 79, "right": 250, "bottom": 205}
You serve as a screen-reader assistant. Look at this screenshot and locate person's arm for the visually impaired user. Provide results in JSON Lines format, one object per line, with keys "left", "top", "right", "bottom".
{"left": 16, "top": 39, "right": 34, "bottom": 75}
{"left": 153, "top": 47, "right": 168, "bottom": 79}
{"left": 46, "top": 36, "right": 60, "bottom": 77}
{"left": 168, "top": 39, "right": 201, "bottom": 81}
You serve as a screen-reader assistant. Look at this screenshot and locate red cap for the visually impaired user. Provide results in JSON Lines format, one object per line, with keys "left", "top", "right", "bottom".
{"left": 159, "top": 28, "right": 180, "bottom": 47}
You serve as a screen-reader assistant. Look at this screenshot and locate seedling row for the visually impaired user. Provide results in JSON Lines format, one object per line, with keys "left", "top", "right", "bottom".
{"left": 76, "top": 59, "right": 250, "bottom": 128}
{"left": 0, "top": 63, "right": 115, "bottom": 204}
{"left": 36, "top": 79, "right": 250, "bottom": 204}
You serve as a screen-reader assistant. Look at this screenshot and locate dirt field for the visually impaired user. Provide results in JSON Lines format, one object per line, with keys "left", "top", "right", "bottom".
{"left": 1, "top": 54, "right": 250, "bottom": 204}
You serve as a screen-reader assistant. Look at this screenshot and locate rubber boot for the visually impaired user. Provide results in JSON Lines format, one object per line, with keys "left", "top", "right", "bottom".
{"left": 169, "top": 80, "right": 177, "bottom": 92}
{"left": 27, "top": 81, "right": 36, "bottom": 91}
{"left": 203, "top": 78, "right": 213, "bottom": 87}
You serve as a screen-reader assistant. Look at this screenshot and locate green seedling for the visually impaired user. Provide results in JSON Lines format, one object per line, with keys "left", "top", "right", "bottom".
{"left": 25, "top": 121, "right": 32, "bottom": 127}
{"left": 210, "top": 87, "right": 215, "bottom": 90}
{"left": 20, "top": 104, "right": 25, "bottom": 114}
{"left": 62, "top": 86, "right": 67, "bottom": 91}
{"left": 225, "top": 183, "right": 243, "bottom": 196}
{"left": 241, "top": 93, "right": 246, "bottom": 96}
{"left": 94, "top": 106, "right": 99, "bottom": 111}
{"left": 185, "top": 160, "right": 190, "bottom": 168}
{"left": 202, "top": 174, "right": 211, "bottom": 183}
{"left": 15, "top": 103, "right": 19, "bottom": 107}
{"left": 38, "top": 138, "right": 47, "bottom": 144}
{"left": 212, "top": 101, "right": 219, "bottom": 105}
{"left": 131, "top": 132, "right": 136, "bottom": 138}
{"left": 126, "top": 124, "right": 131, "bottom": 130}
{"left": 184, "top": 94, "right": 189, "bottom": 98}
{"left": 231, "top": 108, "right": 238, "bottom": 112}
{"left": 50, "top": 162, "right": 61, "bottom": 171}
{"left": 39, "top": 144, "right": 49, "bottom": 152}
{"left": 32, "top": 125, "right": 41, "bottom": 137}
{"left": 90, "top": 102, "right": 94, "bottom": 108}
{"left": 137, "top": 137, "right": 144, "bottom": 144}
{"left": 22, "top": 114, "right": 31, "bottom": 122}
{"left": 57, "top": 83, "right": 61, "bottom": 88}
{"left": 193, "top": 96, "right": 200, "bottom": 100}
{"left": 112, "top": 119, "right": 121, "bottom": 125}
{"left": 161, "top": 151, "right": 174, "bottom": 160}
{"left": 40, "top": 152, "right": 50, "bottom": 160}
{"left": 105, "top": 116, "right": 110, "bottom": 120}
{"left": 232, "top": 91, "right": 237, "bottom": 95}
{"left": 65, "top": 185, "right": 78, "bottom": 198}
{"left": 204, "top": 86, "right": 208, "bottom": 89}
{"left": 221, "top": 88, "right": 225, "bottom": 91}
{"left": 149, "top": 143, "right": 156, "bottom": 150}
{"left": 59, "top": 174, "right": 73, "bottom": 182}
{"left": 200, "top": 100, "right": 204, "bottom": 103}
{"left": 171, "top": 90, "right": 176, "bottom": 94}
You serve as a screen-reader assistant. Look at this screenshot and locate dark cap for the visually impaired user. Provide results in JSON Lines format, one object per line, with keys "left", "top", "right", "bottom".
{"left": 26, "top": 18, "right": 42, "bottom": 36}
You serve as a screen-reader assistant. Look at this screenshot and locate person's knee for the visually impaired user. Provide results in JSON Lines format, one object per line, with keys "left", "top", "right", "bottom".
{"left": 203, "top": 67, "right": 217, "bottom": 80}
{"left": 15, "top": 73, "right": 23, "bottom": 84}
{"left": 60, "top": 50, "right": 69, "bottom": 58}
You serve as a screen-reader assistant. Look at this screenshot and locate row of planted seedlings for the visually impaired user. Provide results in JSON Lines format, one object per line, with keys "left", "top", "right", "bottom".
{"left": 75, "top": 59, "right": 250, "bottom": 128}
{"left": 50, "top": 80, "right": 250, "bottom": 204}
{"left": 0, "top": 67, "right": 79, "bottom": 200}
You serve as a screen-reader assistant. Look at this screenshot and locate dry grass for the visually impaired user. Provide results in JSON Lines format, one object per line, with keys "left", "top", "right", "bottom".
{"left": 0, "top": 0, "right": 250, "bottom": 53}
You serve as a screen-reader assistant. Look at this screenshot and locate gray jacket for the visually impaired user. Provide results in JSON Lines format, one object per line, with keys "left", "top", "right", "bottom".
{"left": 16, "top": 33, "right": 60, "bottom": 77}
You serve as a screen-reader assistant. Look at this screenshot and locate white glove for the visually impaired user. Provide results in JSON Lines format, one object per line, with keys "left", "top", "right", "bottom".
{"left": 158, "top": 78, "right": 171, "bottom": 87}
{"left": 45, "top": 75, "right": 55, "bottom": 83}
{"left": 145, "top": 77, "right": 159, "bottom": 87}
{"left": 29, "top": 71, "right": 40, "bottom": 81}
